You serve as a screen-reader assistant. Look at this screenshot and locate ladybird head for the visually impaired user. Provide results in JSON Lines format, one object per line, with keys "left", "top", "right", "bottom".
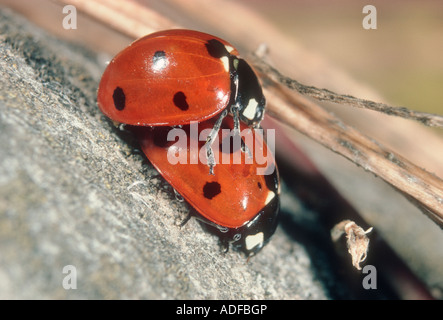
{"left": 195, "top": 152, "right": 280, "bottom": 257}
{"left": 238, "top": 169, "right": 280, "bottom": 256}
{"left": 235, "top": 59, "right": 266, "bottom": 127}
{"left": 197, "top": 184, "right": 280, "bottom": 257}
{"left": 231, "top": 194, "right": 280, "bottom": 256}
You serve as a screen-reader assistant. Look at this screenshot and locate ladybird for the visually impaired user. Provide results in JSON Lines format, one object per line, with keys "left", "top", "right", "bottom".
{"left": 133, "top": 115, "right": 280, "bottom": 256}
{"left": 97, "top": 29, "right": 266, "bottom": 174}
{"left": 97, "top": 29, "right": 279, "bottom": 255}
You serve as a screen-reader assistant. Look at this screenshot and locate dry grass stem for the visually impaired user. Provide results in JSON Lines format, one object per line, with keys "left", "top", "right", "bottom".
{"left": 253, "top": 57, "right": 443, "bottom": 128}
{"left": 251, "top": 55, "right": 443, "bottom": 229}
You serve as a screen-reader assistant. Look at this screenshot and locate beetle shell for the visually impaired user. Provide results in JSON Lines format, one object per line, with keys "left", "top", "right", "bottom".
{"left": 133, "top": 116, "right": 280, "bottom": 254}
{"left": 98, "top": 30, "right": 238, "bottom": 126}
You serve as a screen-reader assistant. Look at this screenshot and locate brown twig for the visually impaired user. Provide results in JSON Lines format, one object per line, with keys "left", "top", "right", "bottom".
{"left": 253, "top": 57, "right": 443, "bottom": 128}
{"left": 253, "top": 61, "right": 443, "bottom": 228}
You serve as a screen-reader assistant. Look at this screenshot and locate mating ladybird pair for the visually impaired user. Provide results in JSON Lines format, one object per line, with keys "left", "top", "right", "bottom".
{"left": 97, "top": 29, "right": 280, "bottom": 256}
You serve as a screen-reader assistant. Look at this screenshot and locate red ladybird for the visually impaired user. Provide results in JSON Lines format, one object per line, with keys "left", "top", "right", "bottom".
{"left": 134, "top": 116, "right": 280, "bottom": 255}
{"left": 97, "top": 29, "right": 279, "bottom": 255}
{"left": 98, "top": 29, "right": 266, "bottom": 174}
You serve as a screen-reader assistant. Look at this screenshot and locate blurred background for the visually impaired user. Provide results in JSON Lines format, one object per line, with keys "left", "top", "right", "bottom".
{"left": 252, "top": 0, "right": 443, "bottom": 116}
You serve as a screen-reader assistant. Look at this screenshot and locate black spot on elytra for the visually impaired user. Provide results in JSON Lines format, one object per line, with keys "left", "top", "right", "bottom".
{"left": 205, "top": 39, "right": 229, "bottom": 58}
{"left": 113, "top": 87, "right": 126, "bottom": 111}
{"left": 203, "top": 181, "right": 221, "bottom": 200}
{"left": 173, "top": 91, "right": 189, "bottom": 111}
{"left": 257, "top": 182, "right": 262, "bottom": 190}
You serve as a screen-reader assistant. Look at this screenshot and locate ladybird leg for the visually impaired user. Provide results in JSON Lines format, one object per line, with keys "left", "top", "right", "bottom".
{"left": 179, "top": 212, "right": 192, "bottom": 228}
{"left": 229, "top": 73, "right": 241, "bottom": 136}
{"left": 173, "top": 188, "right": 185, "bottom": 202}
{"left": 230, "top": 103, "right": 252, "bottom": 158}
{"left": 206, "top": 146, "right": 215, "bottom": 175}
{"left": 231, "top": 103, "right": 241, "bottom": 136}
{"left": 205, "top": 109, "right": 228, "bottom": 175}
{"left": 219, "top": 238, "right": 230, "bottom": 254}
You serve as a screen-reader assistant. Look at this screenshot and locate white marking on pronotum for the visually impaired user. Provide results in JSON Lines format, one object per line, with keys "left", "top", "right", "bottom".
{"left": 220, "top": 56, "right": 229, "bottom": 72}
{"left": 265, "top": 191, "right": 275, "bottom": 205}
{"left": 224, "top": 44, "right": 235, "bottom": 53}
{"left": 242, "top": 99, "right": 259, "bottom": 120}
{"left": 233, "top": 58, "right": 239, "bottom": 70}
{"left": 245, "top": 232, "right": 264, "bottom": 251}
